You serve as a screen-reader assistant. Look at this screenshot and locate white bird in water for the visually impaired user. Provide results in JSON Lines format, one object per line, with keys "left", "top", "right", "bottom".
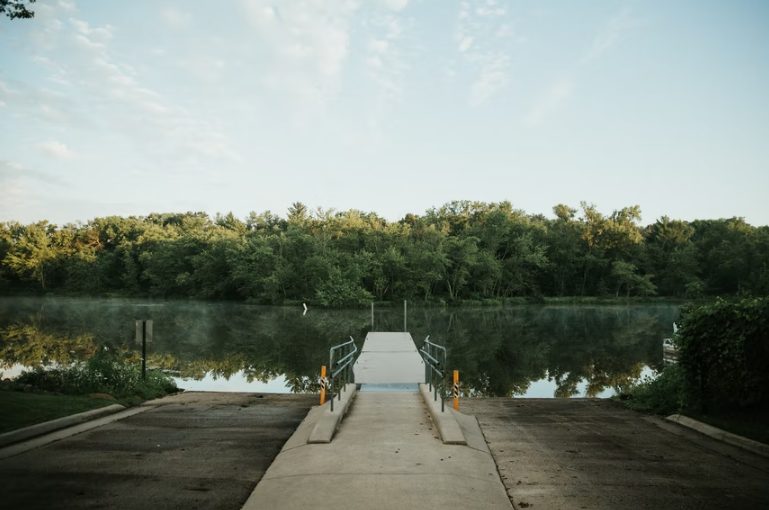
{"left": 303, "top": 303, "right": 308, "bottom": 316}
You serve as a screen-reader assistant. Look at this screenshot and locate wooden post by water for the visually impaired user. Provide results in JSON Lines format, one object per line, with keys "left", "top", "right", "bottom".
{"left": 135, "top": 319, "right": 153, "bottom": 380}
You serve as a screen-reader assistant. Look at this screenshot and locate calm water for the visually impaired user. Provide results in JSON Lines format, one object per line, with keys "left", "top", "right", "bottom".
{"left": 0, "top": 298, "right": 678, "bottom": 398}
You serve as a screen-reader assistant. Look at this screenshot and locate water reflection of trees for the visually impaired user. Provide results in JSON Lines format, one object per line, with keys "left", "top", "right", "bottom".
{"left": 0, "top": 298, "right": 676, "bottom": 397}
{"left": 0, "top": 299, "right": 371, "bottom": 393}
{"left": 401, "top": 305, "right": 674, "bottom": 397}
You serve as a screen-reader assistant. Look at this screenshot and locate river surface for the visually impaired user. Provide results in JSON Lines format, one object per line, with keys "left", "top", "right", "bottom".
{"left": 0, "top": 298, "right": 679, "bottom": 398}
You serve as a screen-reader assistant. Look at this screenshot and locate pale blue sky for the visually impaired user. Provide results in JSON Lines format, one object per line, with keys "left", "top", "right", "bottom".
{"left": 1, "top": 0, "right": 767, "bottom": 225}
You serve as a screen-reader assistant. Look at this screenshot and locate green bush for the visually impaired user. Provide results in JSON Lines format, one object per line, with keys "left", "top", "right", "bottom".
{"left": 15, "top": 356, "right": 177, "bottom": 401}
{"left": 676, "top": 297, "right": 769, "bottom": 411}
{"left": 620, "top": 364, "right": 685, "bottom": 415}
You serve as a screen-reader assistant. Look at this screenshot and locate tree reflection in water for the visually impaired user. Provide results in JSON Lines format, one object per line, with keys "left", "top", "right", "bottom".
{"left": 0, "top": 298, "right": 677, "bottom": 397}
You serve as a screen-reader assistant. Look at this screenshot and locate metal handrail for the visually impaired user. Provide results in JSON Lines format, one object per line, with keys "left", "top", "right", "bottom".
{"left": 328, "top": 337, "right": 358, "bottom": 412}
{"left": 420, "top": 336, "right": 448, "bottom": 412}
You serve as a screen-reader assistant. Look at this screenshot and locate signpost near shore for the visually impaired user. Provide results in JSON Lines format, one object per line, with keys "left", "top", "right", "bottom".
{"left": 135, "top": 320, "right": 153, "bottom": 380}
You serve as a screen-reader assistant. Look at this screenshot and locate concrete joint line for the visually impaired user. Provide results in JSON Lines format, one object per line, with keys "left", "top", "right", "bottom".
{"left": 261, "top": 471, "right": 501, "bottom": 483}
{"left": 464, "top": 444, "right": 494, "bottom": 456}
{"left": 667, "top": 414, "right": 769, "bottom": 459}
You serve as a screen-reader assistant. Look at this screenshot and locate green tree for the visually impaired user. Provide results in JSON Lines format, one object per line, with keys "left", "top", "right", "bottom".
{"left": 611, "top": 261, "right": 656, "bottom": 297}
{"left": 4, "top": 222, "right": 61, "bottom": 289}
{"left": 1, "top": 0, "right": 35, "bottom": 19}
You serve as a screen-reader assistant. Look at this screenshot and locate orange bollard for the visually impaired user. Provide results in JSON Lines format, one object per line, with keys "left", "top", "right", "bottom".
{"left": 453, "top": 370, "right": 459, "bottom": 411}
{"left": 320, "top": 366, "right": 327, "bottom": 405}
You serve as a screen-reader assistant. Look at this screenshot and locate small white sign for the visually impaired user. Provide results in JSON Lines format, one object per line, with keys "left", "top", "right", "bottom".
{"left": 135, "top": 320, "right": 154, "bottom": 344}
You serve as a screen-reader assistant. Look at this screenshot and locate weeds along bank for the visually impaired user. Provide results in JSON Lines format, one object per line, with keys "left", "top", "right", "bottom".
{"left": 619, "top": 297, "right": 769, "bottom": 443}
{"left": 3, "top": 352, "right": 178, "bottom": 403}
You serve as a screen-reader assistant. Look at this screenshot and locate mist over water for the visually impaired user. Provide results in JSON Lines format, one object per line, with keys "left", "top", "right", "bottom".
{"left": 0, "top": 298, "right": 678, "bottom": 398}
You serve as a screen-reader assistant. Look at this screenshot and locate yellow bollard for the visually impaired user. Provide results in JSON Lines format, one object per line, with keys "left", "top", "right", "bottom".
{"left": 453, "top": 370, "right": 459, "bottom": 411}
{"left": 320, "top": 366, "right": 327, "bottom": 405}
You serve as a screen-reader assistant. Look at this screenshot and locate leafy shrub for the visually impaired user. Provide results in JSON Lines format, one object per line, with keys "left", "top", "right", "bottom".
{"left": 676, "top": 297, "right": 769, "bottom": 411}
{"left": 621, "top": 364, "right": 685, "bottom": 415}
{"left": 15, "top": 355, "right": 177, "bottom": 401}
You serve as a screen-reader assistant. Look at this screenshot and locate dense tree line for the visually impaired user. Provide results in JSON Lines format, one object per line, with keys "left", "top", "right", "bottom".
{"left": 1, "top": 201, "right": 768, "bottom": 305}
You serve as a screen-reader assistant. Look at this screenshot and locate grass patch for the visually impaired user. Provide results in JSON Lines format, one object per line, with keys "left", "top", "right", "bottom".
{"left": 0, "top": 391, "right": 116, "bottom": 434}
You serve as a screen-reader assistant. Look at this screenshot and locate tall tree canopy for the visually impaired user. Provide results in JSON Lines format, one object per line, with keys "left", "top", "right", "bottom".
{"left": 1, "top": 202, "right": 767, "bottom": 306}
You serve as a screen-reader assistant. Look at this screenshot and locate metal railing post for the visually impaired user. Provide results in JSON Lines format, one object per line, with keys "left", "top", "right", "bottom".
{"left": 326, "top": 337, "right": 358, "bottom": 412}
{"left": 420, "top": 337, "right": 449, "bottom": 412}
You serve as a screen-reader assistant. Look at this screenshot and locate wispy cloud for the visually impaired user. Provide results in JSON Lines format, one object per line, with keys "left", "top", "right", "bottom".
{"left": 0, "top": 160, "right": 25, "bottom": 183}
{"left": 525, "top": 80, "right": 573, "bottom": 125}
{"left": 57, "top": 1, "right": 77, "bottom": 13}
{"left": 13, "top": 3, "right": 241, "bottom": 167}
{"left": 162, "top": 7, "right": 193, "bottom": 29}
{"left": 241, "top": 0, "right": 359, "bottom": 111}
{"left": 37, "top": 140, "right": 77, "bottom": 160}
{"left": 524, "top": 9, "right": 632, "bottom": 125}
{"left": 455, "top": 0, "right": 514, "bottom": 105}
{"left": 0, "top": 159, "right": 64, "bottom": 220}
{"left": 0, "top": 159, "right": 63, "bottom": 185}
{"left": 581, "top": 9, "right": 632, "bottom": 65}
{"left": 378, "top": 0, "right": 408, "bottom": 11}
{"left": 364, "top": 1, "right": 412, "bottom": 134}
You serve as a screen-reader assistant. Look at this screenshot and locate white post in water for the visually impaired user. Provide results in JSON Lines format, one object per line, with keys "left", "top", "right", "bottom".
{"left": 404, "top": 300, "right": 407, "bottom": 332}
{"left": 371, "top": 302, "right": 374, "bottom": 331}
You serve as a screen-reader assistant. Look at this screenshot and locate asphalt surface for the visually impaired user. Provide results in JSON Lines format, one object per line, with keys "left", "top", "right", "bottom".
{"left": 463, "top": 398, "right": 769, "bottom": 510}
{"left": 0, "top": 392, "right": 317, "bottom": 510}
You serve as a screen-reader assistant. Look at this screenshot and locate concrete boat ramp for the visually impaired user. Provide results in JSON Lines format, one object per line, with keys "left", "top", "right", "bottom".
{"left": 243, "top": 332, "right": 513, "bottom": 509}
{"left": 4, "top": 331, "right": 768, "bottom": 509}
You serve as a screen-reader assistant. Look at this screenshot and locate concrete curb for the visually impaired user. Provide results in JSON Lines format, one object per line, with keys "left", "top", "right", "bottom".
{"left": 0, "top": 405, "right": 152, "bottom": 460}
{"left": 281, "top": 404, "right": 327, "bottom": 452}
{"left": 0, "top": 403, "right": 126, "bottom": 448}
{"left": 419, "top": 383, "right": 466, "bottom": 445}
{"left": 667, "top": 414, "right": 769, "bottom": 459}
{"left": 308, "top": 384, "right": 358, "bottom": 444}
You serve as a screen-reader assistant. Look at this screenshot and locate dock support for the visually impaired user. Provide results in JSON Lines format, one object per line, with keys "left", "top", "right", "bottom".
{"left": 404, "top": 300, "right": 407, "bottom": 332}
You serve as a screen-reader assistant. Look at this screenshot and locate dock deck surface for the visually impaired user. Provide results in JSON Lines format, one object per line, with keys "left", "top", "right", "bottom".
{"left": 352, "top": 332, "right": 425, "bottom": 385}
